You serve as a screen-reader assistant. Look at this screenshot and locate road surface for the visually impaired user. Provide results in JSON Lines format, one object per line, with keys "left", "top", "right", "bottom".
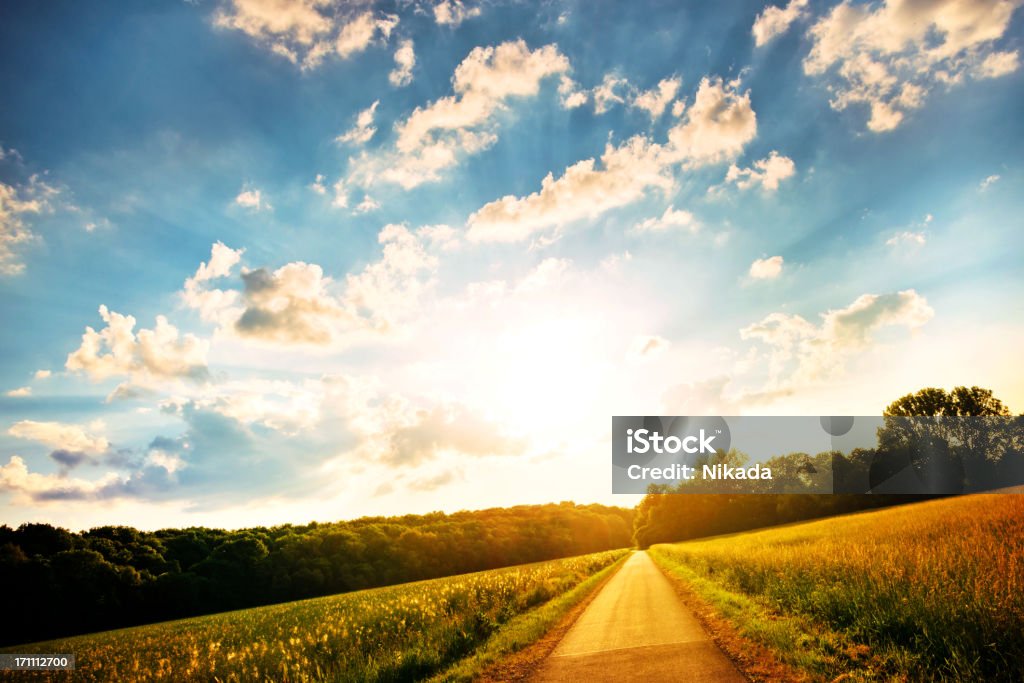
{"left": 531, "top": 551, "right": 745, "bottom": 682}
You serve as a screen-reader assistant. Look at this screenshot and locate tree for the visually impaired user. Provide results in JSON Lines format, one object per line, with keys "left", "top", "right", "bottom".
{"left": 884, "top": 386, "right": 1010, "bottom": 417}
{"left": 878, "top": 386, "right": 1021, "bottom": 493}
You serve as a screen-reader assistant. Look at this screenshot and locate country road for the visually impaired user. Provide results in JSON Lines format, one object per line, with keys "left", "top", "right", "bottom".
{"left": 531, "top": 551, "right": 745, "bottom": 682}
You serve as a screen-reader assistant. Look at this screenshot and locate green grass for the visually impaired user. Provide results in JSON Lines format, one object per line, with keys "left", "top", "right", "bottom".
{"left": 649, "top": 495, "right": 1024, "bottom": 682}
{"left": 1, "top": 549, "right": 628, "bottom": 682}
{"left": 428, "top": 551, "right": 630, "bottom": 682}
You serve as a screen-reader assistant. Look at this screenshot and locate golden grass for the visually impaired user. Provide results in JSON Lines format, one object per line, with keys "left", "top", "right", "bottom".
{"left": 650, "top": 495, "right": 1024, "bottom": 681}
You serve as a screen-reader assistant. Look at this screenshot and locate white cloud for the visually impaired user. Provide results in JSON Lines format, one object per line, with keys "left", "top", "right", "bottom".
{"left": 310, "top": 173, "right": 327, "bottom": 194}
{"left": 65, "top": 305, "right": 210, "bottom": 385}
{"left": 349, "top": 40, "right": 570, "bottom": 189}
{"left": 976, "top": 50, "right": 1020, "bottom": 77}
{"left": 719, "top": 151, "right": 796, "bottom": 192}
{"left": 182, "top": 224, "right": 440, "bottom": 346}
{"left": 235, "top": 186, "right": 271, "bottom": 211}
{"left": 749, "top": 255, "right": 784, "bottom": 279}
{"left": 632, "top": 77, "right": 682, "bottom": 119}
{"left": 389, "top": 39, "right": 415, "bottom": 87}
{"left": 740, "top": 289, "right": 934, "bottom": 387}
{"left": 886, "top": 231, "right": 927, "bottom": 247}
{"left": 979, "top": 173, "right": 1001, "bottom": 190}
{"left": 752, "top": 0, "right": 808, "bottom": 47}
{"left": 182, "top": 242, "right": 246, "bottom": 324}
{"left": 0, "top": 455, "right": 123, "bottom": 502}
{"left": 433, "top": 0, "right": 481, "bottom": 26}
{"left": 0, "top": 175, "right": 59, "bottom": 276}
{"left": 34, "top": 370, "right": 52, "bottom": 380}
{"left": 467, "top": 76, "right": 757, "bottom": 242}
{"left": 337, "top": 100, "right": 379, "bottom": 146}
{"left": 633, "top": 205, "right": 699, "bottom": 234}
{"left": 663, "top": 77, "right": 758, "bottom": 166}
{"left": 5, "top": 387, "right": 31, "bottom": 398}
{"left": 215, "top": 1, "right": 399, "bottom": 69}
{"left": 9, "top": 419, "right": 109, "bottom": 454}
{"left": 234, "top": 261, "right": 353, "bottom": 344}
{"left": 335, "top": 11, "right": 398, "bottom": 60}
{"left": 355, "top": 195, "right": 381, "bottom": 213}
{"left": 803, "top": 0, "right": 1022, "bottom": 132}
{"left": 331, "top": 178, "right": 349, "bottom": 208}
{"left": 467, "top": 136, "right": 672, "bottom": 243}
{"left": 592, "top": 74, "right": 628, "bottom": 114}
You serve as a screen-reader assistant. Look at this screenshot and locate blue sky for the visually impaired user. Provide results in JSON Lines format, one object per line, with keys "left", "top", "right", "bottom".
{"left": 0, "top": 0, "right": 1022, "bottom": 529}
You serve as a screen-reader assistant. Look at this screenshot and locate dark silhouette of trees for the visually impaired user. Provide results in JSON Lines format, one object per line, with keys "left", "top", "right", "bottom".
{"left": 0, "top": 502, "right": 632, "bottom": 646}
{"left": 632, "top": 387, "right": 1022, "bottom": 548}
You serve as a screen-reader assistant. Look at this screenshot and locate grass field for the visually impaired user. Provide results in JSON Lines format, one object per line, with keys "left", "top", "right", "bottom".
{"left": 650, "top": 495, "right": 1024, "bottom": 682}
{"left": 1, "top": 549, "right": 628, "bottom": 682}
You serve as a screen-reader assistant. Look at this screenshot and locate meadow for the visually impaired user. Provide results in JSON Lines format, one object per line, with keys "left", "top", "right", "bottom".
{"left": 650, "top": 495, "right": 1024, "bottom": 681}
{"left": 2, "top": 549, "right": 627, "bottom": 682}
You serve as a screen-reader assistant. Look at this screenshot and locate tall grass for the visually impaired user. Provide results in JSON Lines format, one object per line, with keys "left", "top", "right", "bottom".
{"left": 650, "top": 495, "right": 1024, "bottom": 681}
{"left": 1, "top": 549, "right": 627, "bottom": 682}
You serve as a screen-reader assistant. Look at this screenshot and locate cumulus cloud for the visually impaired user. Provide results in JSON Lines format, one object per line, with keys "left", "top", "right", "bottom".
{"left": 0, "top": 456, "right": 125, "bottom": 502}
{"left": 235, "top": 186, "right": 271, "bottom": 211}
{"left": 34, "top": 370, "right": 52, "bottom": 379}
{"left": 336, "top": 100, "right": 379, "bottom": 146}
{"left": 467, "top": 136, "right": 671, "bottom": 243}
{"left": 5, "top": 387, "right": 31, "bottom": 398}
{"left": 235, "top": 262, "right": 353, "bottom": 344}
{"left": 740, "top": 289, "right": 934, "bottom": 386}
{"left": 65, "top": 306, "right": 210, "bottom": 387}
{"left": 181, "top": 242, "right": 246, "bottom": 324}
{"left": 182, "top": 224, "right": 440, "bottom": 345}
{"left": 631, "top": 77, "right": 681, "bottom": 119}
{"left": 633, "top": 205, "right": 699, "bottom": 233}
{"left": 348, "top": 40, "right": 570, "bottom": 189}
{"left": 214, "top": 1, "right": 398, "bottom": 69}
{"left": 802, "top": 0, "right": 1022, "bottom": 132}
{"left": 9, "top": 419, "right": 109, "bottom": 454}
{"left": 433, "top": 0, "right": 481, "bottom": 26}
{"left": 0, "top": 175, "right": 59, "bottom": 276}
{"left": 389, "top": 39, "right": 415, "bottom": 87}
{"left": 718, "top": 151, "right": 796, "bottom": 192}
{"left": 752, "top": 0, "right": 809, "bottom": 47}
{"left": 467, "top": 76, "right": 756, "bottom": 242}
{"left": 749, "top": 255, "right": 784, "bottom": 279}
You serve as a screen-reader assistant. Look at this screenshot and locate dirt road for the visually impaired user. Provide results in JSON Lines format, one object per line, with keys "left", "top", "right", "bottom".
{"left": 531, "top": 551, "right": 745, "bottom": 681}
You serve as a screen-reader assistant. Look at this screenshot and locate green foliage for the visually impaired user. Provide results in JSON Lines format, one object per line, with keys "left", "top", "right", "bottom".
{"left": 1, "top": 550, "right": 628, "bottom": 682}
{"left": 0, "top": 502, "right": 632, "bottom": 645}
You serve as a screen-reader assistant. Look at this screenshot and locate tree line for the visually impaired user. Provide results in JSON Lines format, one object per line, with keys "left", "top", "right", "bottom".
{"left": 0, "top": 502, "right": 633, "bottom": 646}
{"left": 633, "top": 387, "right": 1023, "bottom": 548}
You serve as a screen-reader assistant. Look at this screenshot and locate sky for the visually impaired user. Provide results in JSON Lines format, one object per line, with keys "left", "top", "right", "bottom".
{"left": 0, "top": 0, "right": 1022, "bottom": 530}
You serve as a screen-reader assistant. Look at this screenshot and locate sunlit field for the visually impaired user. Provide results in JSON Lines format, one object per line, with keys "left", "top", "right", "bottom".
{"left": 650, "top": 495, "right": 1024, "bottom": 681}
{"left": 2, "top": 549, "right": 627, "bottom": 682}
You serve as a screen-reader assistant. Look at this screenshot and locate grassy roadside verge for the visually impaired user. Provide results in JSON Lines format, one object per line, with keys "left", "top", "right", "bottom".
{"left": 649, "top": 548, "right": 884, "bottom": 682}
{"left": 647, "top": 495, "right": 1024, "bottom": 682}
{"left": 428, "top": 551, "right": 632, "bottom": 682}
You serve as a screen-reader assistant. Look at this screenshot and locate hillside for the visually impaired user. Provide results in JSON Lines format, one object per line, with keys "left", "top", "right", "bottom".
{"left": 650, "top": 495, "right": 1024, "bottom": 681}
